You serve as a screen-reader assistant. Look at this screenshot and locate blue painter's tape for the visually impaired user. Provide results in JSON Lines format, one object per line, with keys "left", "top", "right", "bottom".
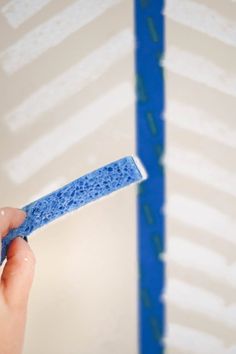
{"left": 1, "top": 156, "right": 144, "bottom": 264}
{"left": 135, "top": 0, "right": 165, "bottom": 353}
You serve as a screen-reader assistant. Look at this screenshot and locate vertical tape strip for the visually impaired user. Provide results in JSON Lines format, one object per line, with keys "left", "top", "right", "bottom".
{"left": 135, "top": 1, "right": 165, "bottom": 353}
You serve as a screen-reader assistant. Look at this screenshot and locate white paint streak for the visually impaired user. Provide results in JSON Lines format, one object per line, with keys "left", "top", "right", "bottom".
{"left": 228, "top": 347, "right": 236, "bottom": 354}
{"left": 1, "top": 0, "right": 53, "bottom": 28}
{"left": 165, "top": 0, "right": 236, "bottom": 47}
{"left": 5, "top": 29, "right": 133, "bottom": 131}
{"left": 168, "top": 236, "right": 236, "bottom": 290}
{"left": 165, "top": 146, "right": 236, "bottom": 197}
{"left": 0, "top": 0, "right": 121, "bottom": 74}
{"left": 166, "top": 194, "right": 236, "bottom": 245}
{"left": 27, "top": 177, "right": 66, "bottom": 203}
{"left": 226, "top": 305, "right": 236, "bottom": 329}
{"left": 166, "top": 278, "right": 236, "bottom": 328}
{"left": 163, "top": 46, "right": 236, "bottom": 97}
{"left": 166, "top": 101, "right": 236, "bottom": 148}
{"left": 228, "top": 264, "right": 236, "bottom": 289}
{"left": 167, "top": 236, "right": 227, "bottom": 281}
{"left": 165, "top": 323, "right": 225, "bottom": 354}
{"left": 166, "top": 279, "right": 222, "bottom": 318}
{"left": 4, "top": 82, "right": 134, "bottom": 184}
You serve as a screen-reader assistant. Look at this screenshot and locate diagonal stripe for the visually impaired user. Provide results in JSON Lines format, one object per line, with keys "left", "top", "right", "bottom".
{"left": 4, "top": 82, "right": 134, "bottom": 184}
{"left": 165, "top": 324, "right": 225, "bottom": 354}
{"left": 1, "top": 0, "right": 53, "bottom": 28}
{"left": 167, "top": 236, "right": 227, "bottom": 281}
{"left": 0, "top": 0, "right": 121, "bottom": 74}
{"left": 226, "top": 305, "right": 236, "bottom": 329}
{"left": 166, "top": 101, "right": 236, "bottom": 148}
{"left": 165, "top": 146, "right": 236, "bottom": 197}
{"left": 228, "top": 264, "right": 236, "bottom": 289}
{"left": 5, "top": 28, "right": 134, "bottom": 131}
{"left": 166, "top": 278, "right": 236, "bottom": 328}
{"left": 27, "top": 177, "right": 66, "bottom": 204}
{"left": 166, "top": 194, "right": 236, "bottom": 246}
{"left": 168, "top": 237, "right": 236, "bottom": 290}
{"left": 168, "top": 238, "right": 236, "bottom": 291}
{"left": 228, "top": 346, "right": 236, "bottom": 354}
{"left": 165, "top": 0, "right": 236, "bottom": 47}
{"left": 163, "top": 46, "right": 236, "bottom": 97}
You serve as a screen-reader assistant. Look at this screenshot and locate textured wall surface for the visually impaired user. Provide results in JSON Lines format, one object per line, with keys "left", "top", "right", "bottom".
{"left": 165, "top": 0, "right": 236, "bottom": 353}
{"left": 0, "top": 1, "right": 137, "bottom": 354}
{"left": 0, "top": 0, "right": 236, "bottom": 353}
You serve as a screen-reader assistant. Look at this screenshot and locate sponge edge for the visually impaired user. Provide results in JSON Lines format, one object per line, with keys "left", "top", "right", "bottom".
{"left": 0, "top": 155, "right": 146, "bottom": 265}
{"left": 132, "top": 155, "right": 148, "bottom": 181}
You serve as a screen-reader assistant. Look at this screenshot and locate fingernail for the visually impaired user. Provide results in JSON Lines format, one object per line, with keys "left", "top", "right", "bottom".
{"left": 18, "top": 209, "right": 27, "bottom": 217}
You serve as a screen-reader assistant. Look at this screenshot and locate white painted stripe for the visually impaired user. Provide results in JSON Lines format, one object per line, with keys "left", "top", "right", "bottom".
{"left": 228, "top": 347, "right": 236, "bottom": 354}
{"left": 226, "top": 305, "right": 236, "bottom": 329}
{"left": 27, "top": 177, "right": 66, "bottom": 204}
{"left": 5, "top": 29, "right": 133, "bottom": 131}
{"left": 163, "top": 46, "right": 236, "bottom": 97}
{"left": 228, "top": 264, "right": 236, "bottom": 289}
{"left": 168, "top": 236, "right": 236, "bottom": 290}
{"left": 1, "top": 0, "right": 53, "bottom": 28}
{"left": 167, "top": 236, "right": 227, "bottom": 281}
{"left": 165, "top": 323, "right": 225, "bottom": 354}
{"left": 166, "top": 279, "right": 223, "bottom": 321}
{"left": 4, "top": 82, "right": 134, "bottom": 184}
{"left": 166, "top": 101, "right": 236, "bottom": 148}
{"left": 165, "top": 0, "right": 236, "bottom": 47}
{"left": 165, "top": 146, "right": 236, "bottom": 197}
{"left": 0, "top": 0, "right": 121, "bottom": 74}
{"left": 166, "top": 278, "right": 236, "bottom": 329}
{"left": 166, "top": 195, "right": 236, "bottom": 245}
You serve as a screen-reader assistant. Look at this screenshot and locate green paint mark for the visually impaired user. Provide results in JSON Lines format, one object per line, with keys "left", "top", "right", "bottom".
{"left": 141, "top": 288, "right": 152, "bottom": 308}
{"left": 156, "top": 51, "right": 165, "bottom": 80}
{"left": 147, "top": 17, "right": 159, "bottom": 43}
{"left": 152, "top": 234, "right": 163, "bottom": 259}
{"left": 155, "top": 145, "right": 164, "bottom": 175}
{"left": 138, "top": 183, "right": 145, "bottom": 195}
{"left": 136, "top": 75, "right": 148, "bottom": 102}
{"left": 140, "top": 0, "right": 149, "bottom": 7}
{"left": 155, "top": 145, "right": 163, "bottom": 157}
{"left": 146, "top": 112, "right": 157, "bottom": 135}
{"left": 149, "top": 316, "right": 162, "bottom": 342}
{"left": 156, "top": 51, "right": 164, "bottom": 65}
{"left": 143, "top": 203, "right": 154, "bottom": 225}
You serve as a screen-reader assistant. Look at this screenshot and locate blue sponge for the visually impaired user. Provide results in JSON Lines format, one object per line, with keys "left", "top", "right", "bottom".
{"left": 1, "top": 156, "right": 145, "bottom": 264}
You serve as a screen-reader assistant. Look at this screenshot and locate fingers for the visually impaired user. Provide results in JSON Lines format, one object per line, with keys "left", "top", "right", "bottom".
{"left": 0, "top": 207, "right": 26, "bottom": 239}
{"left": 1, "top": 237, "right": 35, "bottom": 310}
{"left": 0, "top": 207, "right": 35, "bottom": 309}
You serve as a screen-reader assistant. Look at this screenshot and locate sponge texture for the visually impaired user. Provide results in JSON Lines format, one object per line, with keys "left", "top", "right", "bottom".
{"left": 1, "top": 156, "right": 144, "bottom": 264}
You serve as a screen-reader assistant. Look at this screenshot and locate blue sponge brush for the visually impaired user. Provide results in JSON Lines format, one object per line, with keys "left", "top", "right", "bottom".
{"left": 1, "top": 156, "right": 145, "bottom": 264}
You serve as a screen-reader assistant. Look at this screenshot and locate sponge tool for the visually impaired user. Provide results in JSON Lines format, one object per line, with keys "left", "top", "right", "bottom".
{"left": 1, "top": 156, "right": 145, "bottom": 264}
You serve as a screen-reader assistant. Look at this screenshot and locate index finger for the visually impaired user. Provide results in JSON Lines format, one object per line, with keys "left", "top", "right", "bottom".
{"left": 0, "top": 207, "right": 26, "bottom": 239}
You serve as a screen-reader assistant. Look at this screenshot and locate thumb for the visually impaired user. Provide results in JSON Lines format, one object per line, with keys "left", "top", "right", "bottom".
{"left": 1, "top": 237, "right": 36, "bottom": 309}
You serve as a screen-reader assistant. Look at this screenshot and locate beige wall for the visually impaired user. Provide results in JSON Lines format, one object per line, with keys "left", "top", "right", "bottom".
{"left": 0, "top": 1, "right": 137, "bottom": 354}
{"left": 165, "top": 0, "right": 236, "bottom": 353}
{"left": 0, "top": 0, "right": 236, "bottom": 353}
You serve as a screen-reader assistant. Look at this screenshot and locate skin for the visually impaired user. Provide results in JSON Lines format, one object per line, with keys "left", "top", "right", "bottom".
{"left": 0, "top": 208, "right": 35, "bottom": 354}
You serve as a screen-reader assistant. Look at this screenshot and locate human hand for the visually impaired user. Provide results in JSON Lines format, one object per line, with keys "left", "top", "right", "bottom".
{"left": 0, "top": 208, "right": 35, "bottom": 354}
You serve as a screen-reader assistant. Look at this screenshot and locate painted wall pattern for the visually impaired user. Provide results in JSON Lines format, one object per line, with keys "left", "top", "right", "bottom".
{"left": 0, "top": 0, "right": 235, "bottom": 353}
{"left": 164, "top": 0, "right": 236, "bottom": 353}
{"left": 0, "top": 1, "right": 138, "bottom": 354}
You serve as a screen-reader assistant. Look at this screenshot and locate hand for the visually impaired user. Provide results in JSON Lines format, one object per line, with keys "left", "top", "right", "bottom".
{"left": 0, "top": 208, "right": 35, "bottom": 354}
